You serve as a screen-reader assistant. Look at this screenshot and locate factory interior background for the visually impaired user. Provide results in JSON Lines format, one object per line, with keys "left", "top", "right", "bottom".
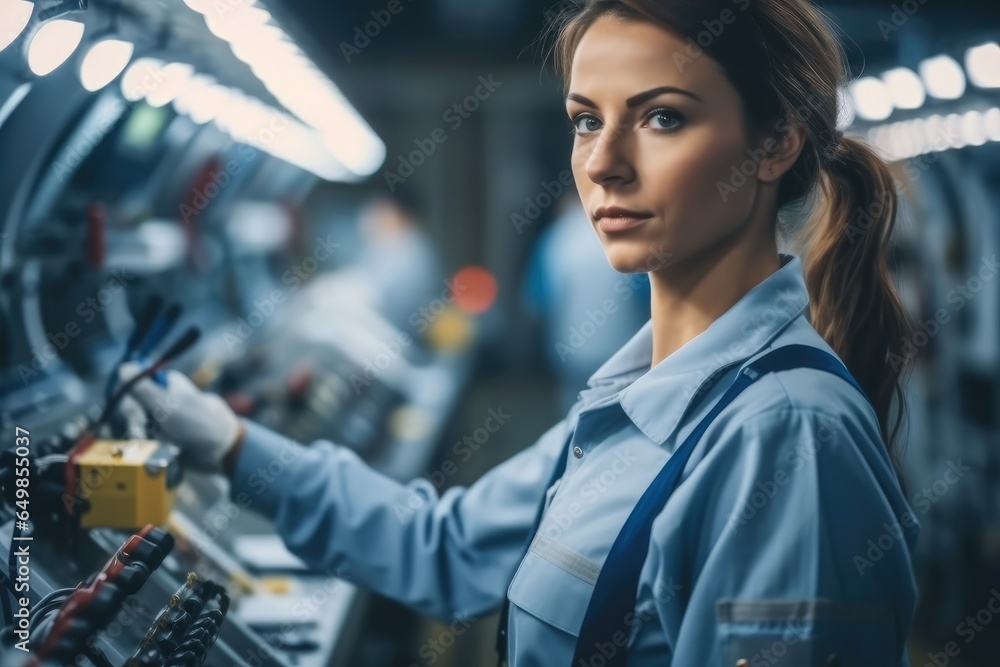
{"left": 0, "top": 0, "right": 999, "bottom": 665}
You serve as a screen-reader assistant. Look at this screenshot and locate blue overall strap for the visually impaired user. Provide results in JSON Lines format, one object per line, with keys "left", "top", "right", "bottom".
{"left": 570, "top": 344, "right": 872, "bottom": 667}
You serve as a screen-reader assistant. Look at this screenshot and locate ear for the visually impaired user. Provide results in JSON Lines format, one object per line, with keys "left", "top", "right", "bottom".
{"left": 757, "top": 124, "right": 808, "bottom": 182}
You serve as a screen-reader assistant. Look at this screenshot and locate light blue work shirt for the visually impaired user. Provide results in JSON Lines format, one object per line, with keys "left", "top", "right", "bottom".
{"left": 229, "top": 253, "right": 920, "bottom": 666}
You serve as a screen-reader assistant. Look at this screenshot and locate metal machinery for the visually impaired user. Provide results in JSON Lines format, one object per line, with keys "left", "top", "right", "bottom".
{"left": 0, "top": 1, "right": 474, "bottom": 665}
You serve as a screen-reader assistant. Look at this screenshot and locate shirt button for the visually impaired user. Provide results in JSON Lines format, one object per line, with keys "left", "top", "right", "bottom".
{"left": 573, "top": 446, "right": 584, "bottom": 459}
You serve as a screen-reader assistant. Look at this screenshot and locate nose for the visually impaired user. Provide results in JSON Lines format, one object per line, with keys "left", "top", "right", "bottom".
{"left": 580, "top": 121, "right": 636, "bottom": 187}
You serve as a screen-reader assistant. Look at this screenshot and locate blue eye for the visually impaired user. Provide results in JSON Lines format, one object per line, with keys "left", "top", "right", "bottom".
{"left": 646, "top": 108, "right": 684, "bottom": 132}
{"left": 571, "top": 114, "right": 602, "bottom": 135}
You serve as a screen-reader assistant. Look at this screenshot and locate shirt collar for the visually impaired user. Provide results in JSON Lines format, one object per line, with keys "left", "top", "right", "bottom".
{"left": 580, "top": 253, "right": 810, "bottom": 445}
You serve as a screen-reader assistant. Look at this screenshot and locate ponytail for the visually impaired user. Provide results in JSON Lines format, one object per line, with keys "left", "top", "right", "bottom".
{"left": 802, "top": 134, "right": 914, "bottom": 467}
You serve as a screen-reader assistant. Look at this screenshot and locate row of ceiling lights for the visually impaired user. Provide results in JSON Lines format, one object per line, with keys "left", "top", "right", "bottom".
{"left": 845, "top": 44, "right": 1000, "bottom": 124}
{"left": 867, "top": 107, "right": 1000, "bottom": 162}
{"left": 4, "top": 1, "right": 998, "bottom": 168}
{"left": 0, "top": 0, "right": 385, "bottom": 181}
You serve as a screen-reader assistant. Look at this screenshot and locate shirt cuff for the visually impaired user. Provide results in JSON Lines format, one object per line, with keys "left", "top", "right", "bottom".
{"left": 228, "top": 418, "right": 310, "bottom": 520}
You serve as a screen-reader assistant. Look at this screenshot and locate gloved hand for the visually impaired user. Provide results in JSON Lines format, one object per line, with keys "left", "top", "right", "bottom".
{"left": 115, "top": 393, "right": 151, "bottom": 441}
{"left": 117, "top": 362, "right": 243, "bottom": 474}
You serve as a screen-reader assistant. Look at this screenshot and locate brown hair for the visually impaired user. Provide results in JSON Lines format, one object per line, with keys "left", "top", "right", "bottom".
{"left": 550, "top": 0, "right": 913, "bottom": 467}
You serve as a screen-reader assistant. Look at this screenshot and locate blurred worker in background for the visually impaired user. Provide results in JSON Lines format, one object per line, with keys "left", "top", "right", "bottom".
{"left": 524, "top": 190, "right": 650, "bottom": 410}
{"left": 354, "top": 193, "right": 444, "bottom": 338}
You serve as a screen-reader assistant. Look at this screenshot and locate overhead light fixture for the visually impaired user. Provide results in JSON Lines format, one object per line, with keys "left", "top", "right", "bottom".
{"left": 173, "top": 74, "right": 222, "bottom": 124}
{"left": 181, "top": 0, "right": 214, "bottom": 14}
{"left": 866, "top": 107, "right": 1000, "bottom": 161}
{"left": 965, "top": 42, "right": 1000, "bottom": 89}
{"left": 144, "top": 62, "right": 193, "bottom": 107}
{"left": 120, "top": 57, "right": 164, "bottom": 101}
{"left": 26, "top": 18, "right": 85, "bottom": 76}
{"left": 919, "top": 55, "right": 966, "bottom": 100}
{"left": 0, "top": 0, "right": 34, "bottom": 55}
{"left": 204, "top": 4, "right": 271, "bottom": 42}
{"left": 80, "top": 38, "right": 134, "bottom": 91}
{"left": 986, "top": 108, "right": 1000, "bottom": 142}
{"left": 183, "top": 0, "right": 385, "bottom": 179}
{"left": 850, "top": 77, "right": 893, "bottom": 121}
{"left": 881, "top": 67, "right": 925, "bottom": 110}
{"left": 961, "top": 110, "right": 986, "bottom": 146}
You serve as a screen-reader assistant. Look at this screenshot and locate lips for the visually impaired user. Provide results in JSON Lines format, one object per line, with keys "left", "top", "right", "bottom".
{"left": 593, "top": 206, "right": 653, "bottom": 233}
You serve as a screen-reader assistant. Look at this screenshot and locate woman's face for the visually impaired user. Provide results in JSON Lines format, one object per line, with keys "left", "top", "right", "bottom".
{"left": 567, "top": 15, "right": 766, "bottom": 274}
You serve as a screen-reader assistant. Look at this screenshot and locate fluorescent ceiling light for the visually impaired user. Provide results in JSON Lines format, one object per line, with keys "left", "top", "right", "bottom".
{"left": 144, "top": 62, "right": 194, "bottom": 107}
{"left": 881, "top": 67, "right": 925, "bottom": 110}
{"left": 121, "top": 57, "right": 165, "bottom": 101}
{"left": 173, "top": 74, "right": 222, "bottom": 124}
{"left": 27, "top": 19, "right": 85, "bottom": 76}
{"left": 850, "top": 77, "right": 893, "bottom": 121}
{"left": 181, "top": 0, "right": 213, "bottom": 13}
{"left": 0, "top": 0, "right": 34, "bottom": 55}
{"left": 204, "top": 5, "right": 271, "bottom": 42}
{"left": 985, "top": 107, "right": 1000, "bottom": 142}
{"left": 80, "top": 39, "right": 134, "bottom": 92}
{"left": 919, "top": 55, "right": 966, "bottom": 100}
{"left": 965, "top": 43, "right": 1000, "bottom": 88}
{"left": 961, "top": 110, "right": 986, "bottom": 146}
{"left": 184, "top": 0, "right": 385, "bottom": 178}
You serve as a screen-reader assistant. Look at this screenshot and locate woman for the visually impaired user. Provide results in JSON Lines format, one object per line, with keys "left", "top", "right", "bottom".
{"left": 119, "top": 0, "right": 920, "bottom": 664}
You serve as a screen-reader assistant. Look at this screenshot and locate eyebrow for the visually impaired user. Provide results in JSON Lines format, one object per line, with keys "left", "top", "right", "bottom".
{"left": 566, "top": 86, "right": 704, "bottom": 108}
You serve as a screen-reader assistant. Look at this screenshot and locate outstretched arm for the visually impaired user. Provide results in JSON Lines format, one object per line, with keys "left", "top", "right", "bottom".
{"left": 227, "top": 415, "right": 571, "bottom": 621}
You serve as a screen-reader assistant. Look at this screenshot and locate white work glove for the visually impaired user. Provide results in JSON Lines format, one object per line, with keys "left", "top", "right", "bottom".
{"left": 115, "top": 393, "right": 150, "bottom": 441}
{"left": 117, "top": 362, "right": 242, "bottom": 474}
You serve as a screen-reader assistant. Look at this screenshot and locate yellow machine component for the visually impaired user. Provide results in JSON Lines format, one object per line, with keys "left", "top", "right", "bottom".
{"left": 75, "top": 439, "right": 181, "bottom": 529}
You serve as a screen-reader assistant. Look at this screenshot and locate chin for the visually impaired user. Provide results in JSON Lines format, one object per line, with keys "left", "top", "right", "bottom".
{"left": 599, "top": 235, "right": 673, "bottom": 274}
{"left": 601, "top": 243, "right": 657, "bottom": 274}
